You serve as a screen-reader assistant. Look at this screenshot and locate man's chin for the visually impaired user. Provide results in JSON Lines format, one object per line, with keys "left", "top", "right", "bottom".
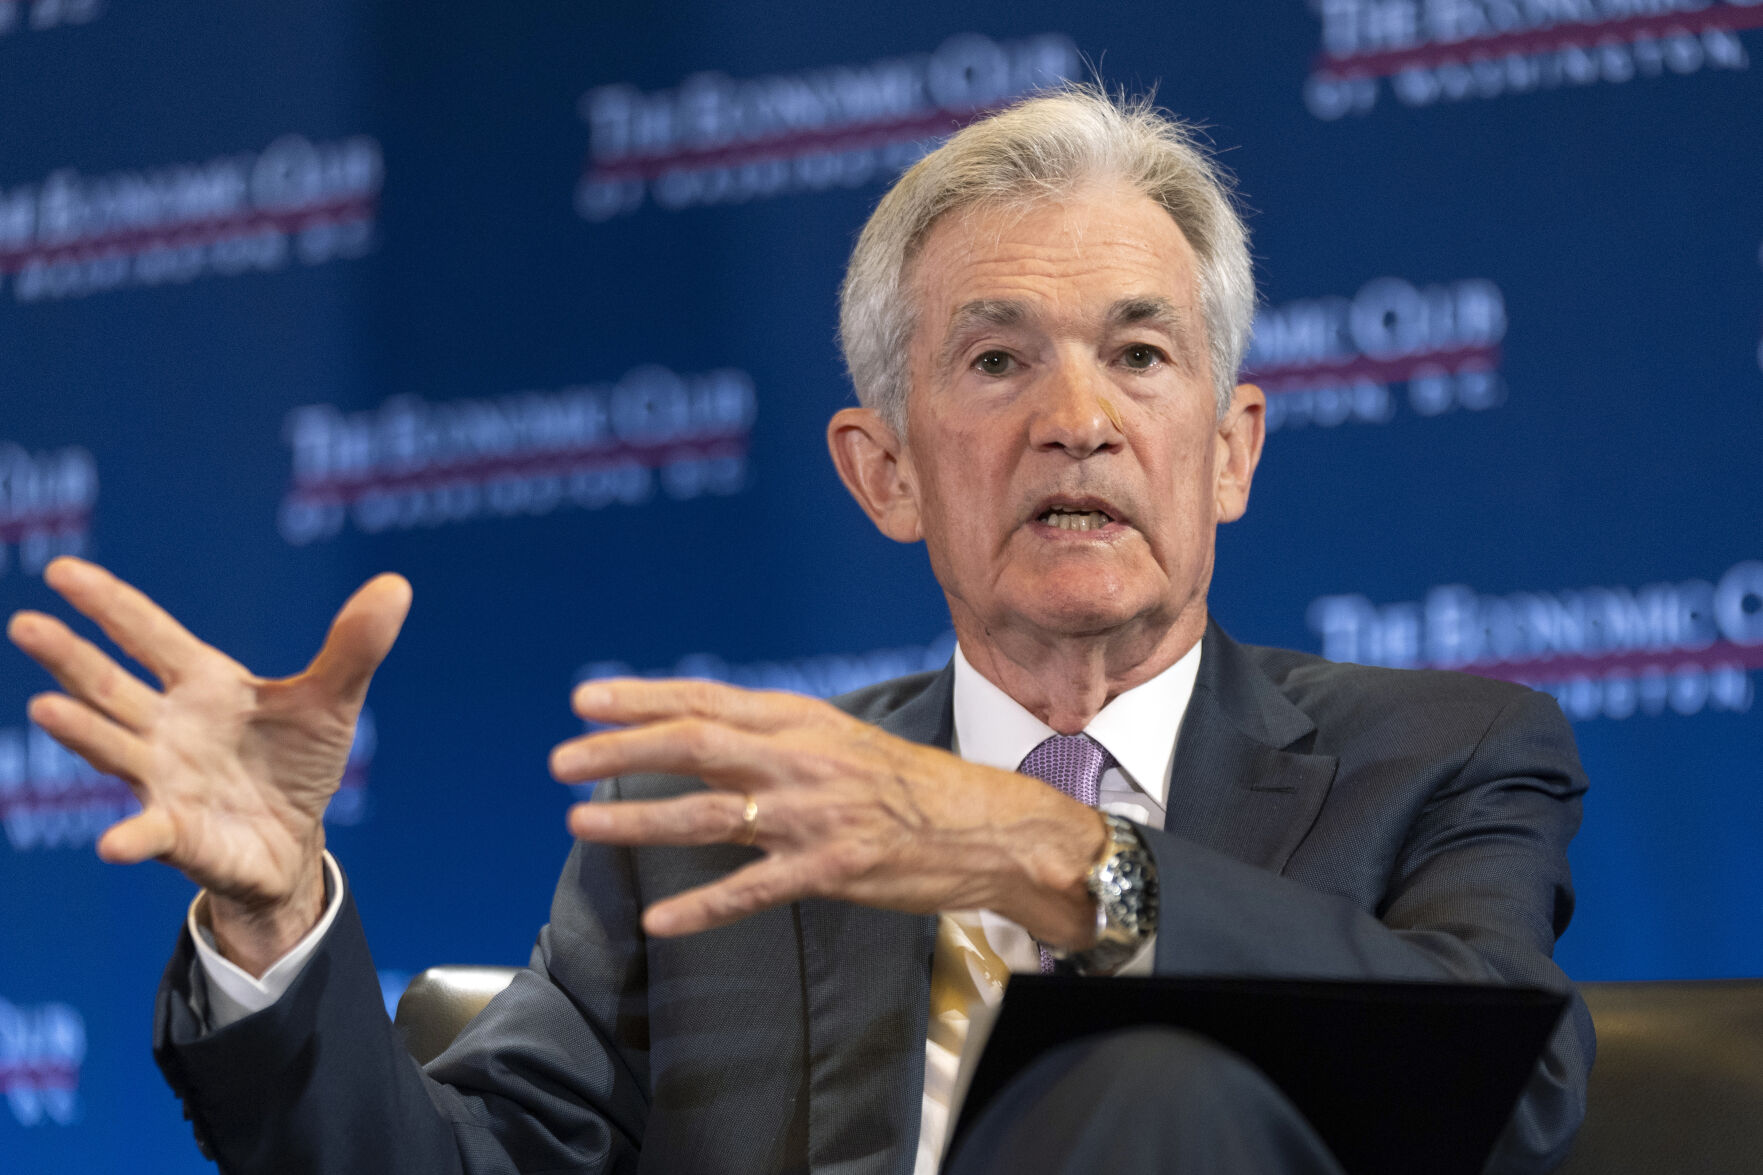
{"left": 999, "top": 587, "right": 1157, "bottom": 640}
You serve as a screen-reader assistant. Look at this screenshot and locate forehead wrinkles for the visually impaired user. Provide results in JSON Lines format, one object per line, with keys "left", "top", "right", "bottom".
{"left": 911, "top": 197, "right": 1198, "bottom": 340}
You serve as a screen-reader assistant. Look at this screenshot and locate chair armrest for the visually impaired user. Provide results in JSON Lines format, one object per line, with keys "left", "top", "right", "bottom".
{"left": 394, "top": 965, "right": 521, "bottom": 1066}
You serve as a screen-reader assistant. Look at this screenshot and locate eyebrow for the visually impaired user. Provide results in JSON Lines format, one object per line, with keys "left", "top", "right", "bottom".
{"left": 938, "top": 295, "right": 1202, "bottom": 371}
{"left": 938, "top": 299, "right": 1027, "bottom": 369}
{"left": 1108, "top": 297, "right": 1202, "bottom": 370}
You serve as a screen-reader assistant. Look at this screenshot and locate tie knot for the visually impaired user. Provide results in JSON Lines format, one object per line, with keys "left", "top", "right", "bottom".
{"left": 1017, "top": 733, "right": 1112, "bottom": 809}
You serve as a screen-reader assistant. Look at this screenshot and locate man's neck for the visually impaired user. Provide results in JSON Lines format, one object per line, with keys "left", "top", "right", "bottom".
{"left": 951, "top": 606, "right": 1207, "bottom": 733}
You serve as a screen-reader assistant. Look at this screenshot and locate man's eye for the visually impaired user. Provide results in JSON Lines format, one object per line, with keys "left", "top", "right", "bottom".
{"left": 1121, "top": 344, "right": 1165, "bottom": 371}
{"left": 973, "top": 351, "right": 1016, "bottom": 376}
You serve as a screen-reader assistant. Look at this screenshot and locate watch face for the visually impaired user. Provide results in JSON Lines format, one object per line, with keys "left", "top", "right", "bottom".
{"left": 1093, "top": 815, "right": 1158, "bottom": 939}
{"left": 1061, "top": 816, "right": 1159, "bottom": 974}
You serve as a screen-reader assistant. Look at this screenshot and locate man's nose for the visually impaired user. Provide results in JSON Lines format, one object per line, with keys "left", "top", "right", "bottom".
{"left": 1028, "top": 357, "right": 1123, "bottom": 458}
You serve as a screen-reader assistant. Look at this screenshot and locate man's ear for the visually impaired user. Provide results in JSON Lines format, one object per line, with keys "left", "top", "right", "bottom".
{"left": 1213, "top": 383, "right": 1266, "bottom": 524}
{"left": 827, "top": 406, "right": 923, "bottom": 542}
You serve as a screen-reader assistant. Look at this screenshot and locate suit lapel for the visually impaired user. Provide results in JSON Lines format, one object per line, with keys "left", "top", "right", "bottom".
{"left": 1164, "top": 623, "right": 1338, "bottom": 873}
{"left": 799, "top": 667, "right": 949, "bottom": 1175}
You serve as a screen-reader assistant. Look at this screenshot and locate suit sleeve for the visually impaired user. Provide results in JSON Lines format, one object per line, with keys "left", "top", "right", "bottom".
{"left": 152, "top": 786, "right": 650, "bottom": 1174}
{"left": 1140, "top": 688, "right": 1594, "bottom": 1175}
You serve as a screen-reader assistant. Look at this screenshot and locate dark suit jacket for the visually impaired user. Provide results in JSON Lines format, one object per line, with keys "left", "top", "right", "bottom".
{"left": 154, "top": 622, "right": 1594, "bottom": 1175}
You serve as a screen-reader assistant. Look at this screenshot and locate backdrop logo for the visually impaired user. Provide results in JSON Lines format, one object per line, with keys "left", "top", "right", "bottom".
{"left": 1245, "top": 277, "right": 1506, "bottom": 432}
{"left": 279, "top": 367, "right": 756, "bottom": 544}
{"left": 0, "top": 135, "right": 381, "bottom": 302}
{"left": 0, "top": 0, "right": 101, "bottom": 37}
{"left": 1305, "top": 0, "right": 1761, "bottom": 119}
{"left": 574, "top": 33, "right": 1079, "bottom": 220}
{"left": 0, "top": 444, "right": 95, "bottom": 577}
{"left": 0, "top": 708, "right": 373, "bottom": 851}
{"left": 0, "top": 996, "right": 83, "bottom": 1127}
{"left": 1307, "top": 560, "right": 1763, "bottom": 721}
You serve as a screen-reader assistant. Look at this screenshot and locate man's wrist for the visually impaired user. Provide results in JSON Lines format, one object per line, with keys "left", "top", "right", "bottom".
{"left": 1003, "top": 799, "right": 1108, "bottom": 949}
{"left": 204, "top": 852, "right": 330, "bottom": 979}
{"left": 190, "top": 853, "right": 345, "bottom": 1028}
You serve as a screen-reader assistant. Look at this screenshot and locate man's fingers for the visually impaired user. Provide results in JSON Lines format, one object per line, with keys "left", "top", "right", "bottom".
{"left": 8, "top": 610, "right": 161, "bottom": 730}
{"left": 550, "top": 719, "right": 774, "bottom": 785}
{"left": 639, "top": 856, "right": 813, "bottom": 937}
{"left": 96, "top": 807, "right": 177, "bottom": 865}
{"left": 567, "top": 791, "right": 759, "bottom": 847}
{"left": 303, "top": 574, "right": 413, "bottom": 704}
{"left": 41, "top": 557, "right": 211, "bottom": 686}
{"left": 570, "top": 677, "right": 826, "bottom": 733}
{"left": 26, "top": 692, "right": 152, "bottom": 783}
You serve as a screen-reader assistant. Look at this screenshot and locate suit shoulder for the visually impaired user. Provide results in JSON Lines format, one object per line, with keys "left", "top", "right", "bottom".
{"left": 1239, "top": 640, "right": 1552, "bottom": 736}
{"left": 827, "top": 669, "right": 943, "bottom": 724}
{"left": 1235, "top": 639, "right": 1586, "bottom": 799}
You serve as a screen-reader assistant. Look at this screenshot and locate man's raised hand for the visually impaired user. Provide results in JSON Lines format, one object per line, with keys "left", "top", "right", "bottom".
{"left": 551, "top": 679, "right": 1108, "bottom": 949}
{"left": 6, "top": 557, "right": 410, "bottom": 973}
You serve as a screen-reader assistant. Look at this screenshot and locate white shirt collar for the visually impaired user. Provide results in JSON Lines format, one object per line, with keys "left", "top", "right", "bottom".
{"left": 950, "top": 637, "right": 1203, "bottom": 808}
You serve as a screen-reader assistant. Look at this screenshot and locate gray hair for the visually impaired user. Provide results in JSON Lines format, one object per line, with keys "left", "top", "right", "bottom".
{"left": 837, "top": 85, "right": 1254, "bottom": 432}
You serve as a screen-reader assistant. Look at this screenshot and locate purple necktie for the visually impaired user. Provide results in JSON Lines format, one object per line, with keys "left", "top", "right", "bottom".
{"left": 1017, "top": 734, "right": 1114, "bottom": 972}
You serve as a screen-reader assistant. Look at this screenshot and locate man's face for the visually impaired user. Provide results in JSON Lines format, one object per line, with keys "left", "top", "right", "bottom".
{"left": 887, "top": 185, "right": 1261, "bottom": 650}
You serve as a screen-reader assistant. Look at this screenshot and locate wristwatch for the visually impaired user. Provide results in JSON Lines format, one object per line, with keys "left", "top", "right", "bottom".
{"left": 1050, "top": 812, "right": 1159, "bottom": 976}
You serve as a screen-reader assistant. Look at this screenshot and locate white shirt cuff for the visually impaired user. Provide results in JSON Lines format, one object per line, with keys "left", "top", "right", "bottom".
{"left": 187, "top": 851, "right": 345, "bottom": 1029}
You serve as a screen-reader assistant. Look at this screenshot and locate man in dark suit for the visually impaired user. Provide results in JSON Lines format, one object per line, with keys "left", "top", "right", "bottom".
{"left": 8, "top": 87, "right": 1591, "bottom": 1174}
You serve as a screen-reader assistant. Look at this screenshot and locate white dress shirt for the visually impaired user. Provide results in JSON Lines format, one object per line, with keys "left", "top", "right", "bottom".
{"left": 191, "top": 639, "right": 1203, "bottom": 1174}
{"left": 912, "top": 640, "right": 1201, "bottom": 1174}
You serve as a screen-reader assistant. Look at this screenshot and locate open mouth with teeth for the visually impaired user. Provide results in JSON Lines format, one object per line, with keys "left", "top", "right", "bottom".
{"left": 1037, "top": 506, "right": 1118, "bottom": 533}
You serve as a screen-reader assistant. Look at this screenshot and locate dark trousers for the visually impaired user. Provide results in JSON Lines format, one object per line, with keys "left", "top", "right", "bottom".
{"left": 946, "top": 1027, "right": 1346, "bottom": 1175}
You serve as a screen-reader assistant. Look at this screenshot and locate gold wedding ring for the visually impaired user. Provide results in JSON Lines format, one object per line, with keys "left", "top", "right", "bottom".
{"left": 737, "top": 794, "right": 760, "bottom": 845}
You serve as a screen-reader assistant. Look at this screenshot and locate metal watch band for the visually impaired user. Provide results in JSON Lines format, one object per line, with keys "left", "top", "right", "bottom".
{"left": 1051, "top": 812, "right": 1159, "bottom": 976}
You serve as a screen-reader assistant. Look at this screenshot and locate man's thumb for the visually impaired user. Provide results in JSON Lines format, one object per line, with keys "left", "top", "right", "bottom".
{"left": 305, "top": 574, "right": 413, "bottom": 703}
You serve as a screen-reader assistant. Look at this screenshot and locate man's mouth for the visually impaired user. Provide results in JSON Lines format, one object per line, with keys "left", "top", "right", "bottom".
{"left": 1034, "top": 501, "right": 1122, "bottom": 533}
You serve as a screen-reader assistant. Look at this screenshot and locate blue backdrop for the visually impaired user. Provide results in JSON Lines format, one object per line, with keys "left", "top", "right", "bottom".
{"left": 3, "top": 2, "right": 1760, "bottom": 1169}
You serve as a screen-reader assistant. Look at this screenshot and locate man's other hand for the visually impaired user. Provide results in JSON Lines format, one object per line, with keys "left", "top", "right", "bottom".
{"left": 6, "top": 557, "right": 410, "bottom": 974}
{"left": 552, "top": 679, "right": 1108, "bottom": 948}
